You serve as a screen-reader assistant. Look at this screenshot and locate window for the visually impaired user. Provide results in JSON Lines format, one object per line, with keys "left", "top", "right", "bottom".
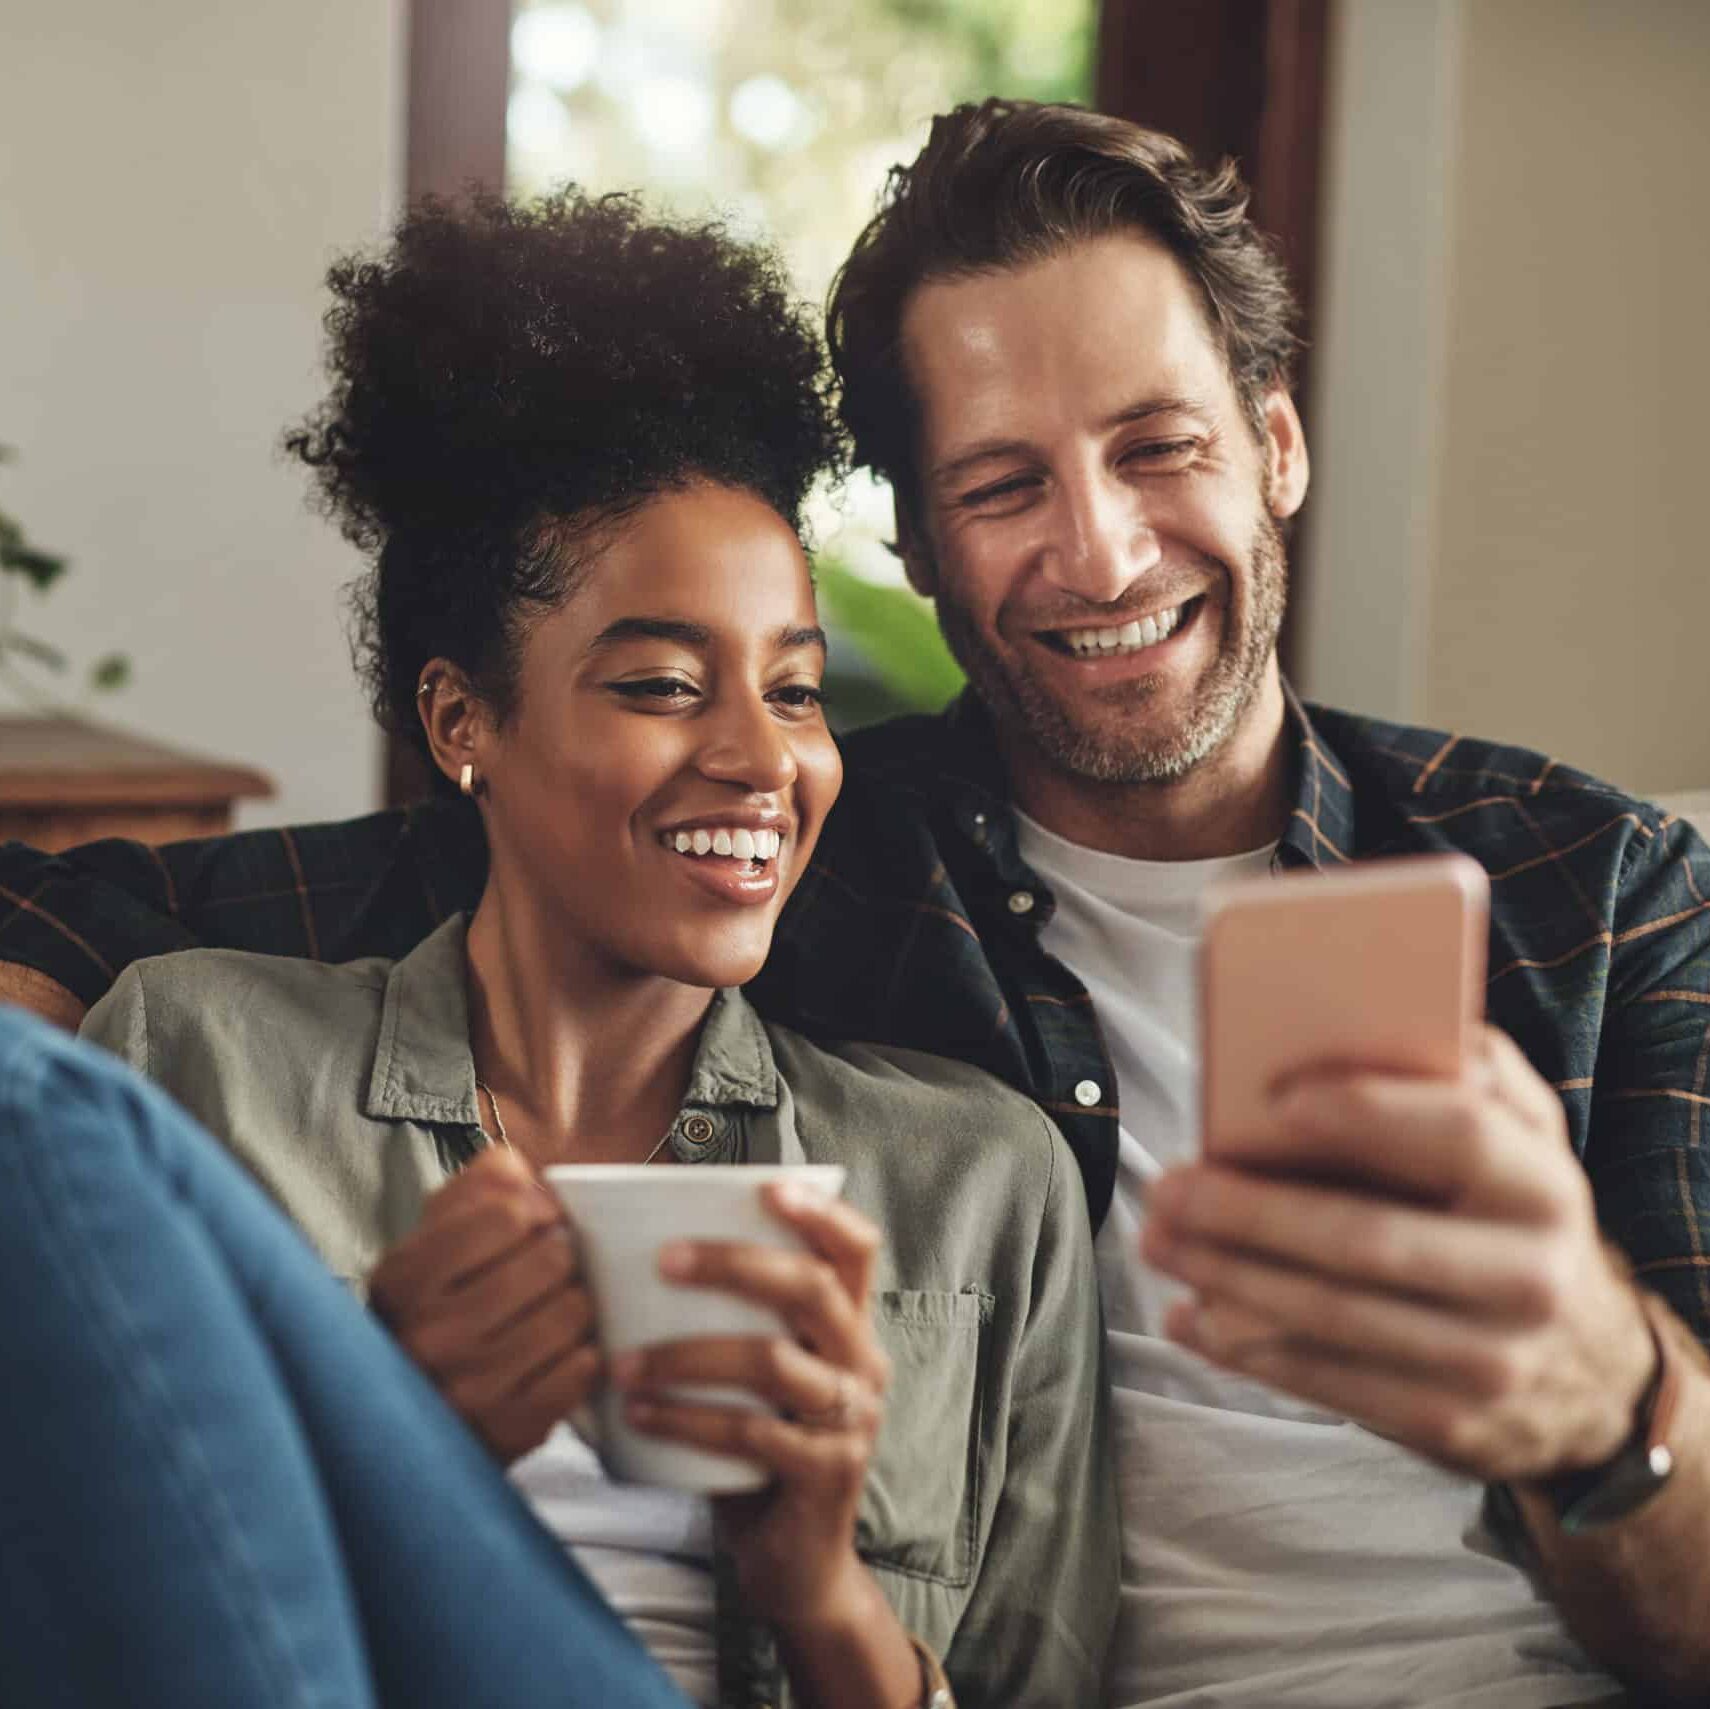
{"left": 505, "top": 0, "right": 1094, "bottom": 724}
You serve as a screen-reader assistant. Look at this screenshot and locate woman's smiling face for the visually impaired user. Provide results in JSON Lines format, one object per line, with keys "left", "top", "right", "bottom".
{"left": 448, "top": 482, "right": 842, "bottom": 991}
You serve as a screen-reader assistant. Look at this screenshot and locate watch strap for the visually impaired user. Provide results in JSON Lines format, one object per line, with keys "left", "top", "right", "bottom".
{"left": 1545, "top": 1288, "right": 1678, "bottom": 1534}
{"left": 1640, "top": 1290, "right": 1683, "bottom": 1463}
{"left": 907, "top": 1633, "right": 955, "bottom": 1708}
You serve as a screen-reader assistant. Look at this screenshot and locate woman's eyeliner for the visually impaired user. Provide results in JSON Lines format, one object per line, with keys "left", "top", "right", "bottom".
{"left": 605, "top": 677, "right": 826, "bottom": 711}
{"left": 608, "top": 676, "right": 697, "bottom": 701}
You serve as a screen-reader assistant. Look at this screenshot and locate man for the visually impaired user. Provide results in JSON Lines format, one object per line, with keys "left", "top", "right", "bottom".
{"left": 4, "top": 101, "right": 1707, "bottom": 1705}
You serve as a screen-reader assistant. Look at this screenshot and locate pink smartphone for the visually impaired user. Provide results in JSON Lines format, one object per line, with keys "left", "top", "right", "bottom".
{"left": 1200, "top": 854, "right": 1489, "bottom": 1162}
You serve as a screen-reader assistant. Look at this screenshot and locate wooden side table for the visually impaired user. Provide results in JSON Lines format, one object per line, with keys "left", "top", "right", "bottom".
{"left": 0, "top": 716, "right": 276, "bottom": 851}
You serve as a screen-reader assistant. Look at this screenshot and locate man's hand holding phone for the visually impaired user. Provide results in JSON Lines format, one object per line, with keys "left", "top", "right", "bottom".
{"left": 1141, "top": 856, "right": 1657, "bottom": 1489}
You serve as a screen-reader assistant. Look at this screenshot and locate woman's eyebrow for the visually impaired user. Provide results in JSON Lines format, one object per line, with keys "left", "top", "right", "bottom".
{"left": 587, "top": 618, "right": 826, "bottom": 654}
{"left": 587, "top": 617, "right": 713, "bottom": 652}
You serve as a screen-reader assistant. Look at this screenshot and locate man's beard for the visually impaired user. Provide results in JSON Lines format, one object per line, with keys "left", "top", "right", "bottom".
{"left": 934, "top": 509, "right": 1288, "bottom": 787}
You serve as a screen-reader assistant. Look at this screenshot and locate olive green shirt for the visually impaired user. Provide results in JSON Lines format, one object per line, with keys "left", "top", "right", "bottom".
{"left": 82, "top": 916, "right": 1117, "bottom": 1708}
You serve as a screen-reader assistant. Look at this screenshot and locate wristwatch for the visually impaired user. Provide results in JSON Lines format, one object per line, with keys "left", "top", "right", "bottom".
{"left": 907, "top": 1634, "right": 955, "bottom": 1708}
{"left": 1542, "top": 1289, "right": 1680, "bottom": 1535}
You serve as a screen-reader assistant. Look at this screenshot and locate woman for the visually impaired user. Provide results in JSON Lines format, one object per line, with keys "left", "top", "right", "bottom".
{"left": 62, "top": 192, "right": 1115, "bottom": 1706}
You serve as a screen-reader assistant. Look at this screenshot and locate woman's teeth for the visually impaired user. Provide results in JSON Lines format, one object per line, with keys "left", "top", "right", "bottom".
{"left": 659, "top": 827, "right": 782, "bottom": 861}
{"left": 1060, "top": 602, "right": 1186, "bottom": 658}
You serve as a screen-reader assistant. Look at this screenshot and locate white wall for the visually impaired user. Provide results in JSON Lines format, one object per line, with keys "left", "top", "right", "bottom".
{"left": 1300, "top": 0, "right": 1710, "bottom": 796}
{"left": 1295, "top": 0, "right": 1460, "bottom": 727}
{"left": 1426, "top": 0, "right": 1710, "bottom": 795}
{"left": 0, "top": 0, "right": 405, "bottom": 827}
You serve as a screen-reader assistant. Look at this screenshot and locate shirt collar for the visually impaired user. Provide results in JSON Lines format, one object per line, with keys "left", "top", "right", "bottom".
{"left": 928, "top": 680, "right": 1356, "bottom": 873}
{"left": 1274, "top": 681, "right": 1356, "bottom": 869}
{"left": 362, "top": 913, "right": 780, "bottom": 1125}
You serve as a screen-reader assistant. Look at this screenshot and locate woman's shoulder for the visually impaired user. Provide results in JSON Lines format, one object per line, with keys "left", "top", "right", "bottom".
{"left": 83, "top": 946, "right": 395, "bottom": 1073}
{"left": 114, "top": 945, "right": 391, "bottom": 1019}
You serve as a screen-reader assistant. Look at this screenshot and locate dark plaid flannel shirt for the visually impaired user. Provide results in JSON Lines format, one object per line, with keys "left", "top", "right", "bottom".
{"left": 7, "top": 687, "right": 1710, "bottom": 1346}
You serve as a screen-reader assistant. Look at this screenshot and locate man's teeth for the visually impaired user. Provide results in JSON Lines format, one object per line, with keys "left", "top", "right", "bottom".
{"left": 660, "top": 827, "right": 782, "bottom": 861}
{"left": 1060, "top": 603, "right": 1186, "bottom": 658}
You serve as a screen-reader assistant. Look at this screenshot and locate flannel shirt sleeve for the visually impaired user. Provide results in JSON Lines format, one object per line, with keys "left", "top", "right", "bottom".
{"left": 1585, "top": 813, "right": 1710, "bottom": 1347}
{"left": 1, "top": 807, "right": 459, "bottom": 1013}
{"left": 0, "top": 838, "right": 201, "bottom": 1009}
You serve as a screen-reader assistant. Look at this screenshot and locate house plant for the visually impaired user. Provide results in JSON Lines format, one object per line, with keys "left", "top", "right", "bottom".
{"left": 0, "top": 445, "right": 128, "bottom": 708}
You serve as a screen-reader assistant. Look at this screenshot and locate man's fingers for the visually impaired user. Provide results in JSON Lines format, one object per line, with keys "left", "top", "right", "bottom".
{"left": 1232, "top": 1071, "right": 1561, "bottom": 1220}
{"left": 1475, "top": 1025, "right": 1575, "bottom": 1135}
{"left": 1166, "top": 1298, "right": 1517, "bottom": 1477}
{"left": 1151, "top": 1232, "right": 1525, "bottom": 1394}
{"left": 1145, "top": 1165, "right": 1567, "bottom": 1316}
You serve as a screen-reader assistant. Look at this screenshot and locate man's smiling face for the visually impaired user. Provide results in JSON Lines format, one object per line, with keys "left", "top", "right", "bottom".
{"left": 899, "top": 231, "right": 1307, "bottom": 787}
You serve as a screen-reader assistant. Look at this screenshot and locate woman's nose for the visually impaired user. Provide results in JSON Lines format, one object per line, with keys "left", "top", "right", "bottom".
{"left": 696, "top": 697, "right": 798, "bottom": 793}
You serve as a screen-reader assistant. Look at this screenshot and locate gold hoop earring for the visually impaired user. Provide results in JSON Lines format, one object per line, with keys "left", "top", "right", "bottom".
{"left": 459, "top": 762, "right": 477, "bottom": 797}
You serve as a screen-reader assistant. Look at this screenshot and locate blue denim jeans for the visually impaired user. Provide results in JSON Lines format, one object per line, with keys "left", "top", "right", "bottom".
{"left": 0, "top": 1006, "right": 688, "bottom": 1709}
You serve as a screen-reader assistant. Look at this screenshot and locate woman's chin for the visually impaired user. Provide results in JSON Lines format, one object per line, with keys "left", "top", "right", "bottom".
{"left": 637, "top": 931, "right": 772, "bottom": 994}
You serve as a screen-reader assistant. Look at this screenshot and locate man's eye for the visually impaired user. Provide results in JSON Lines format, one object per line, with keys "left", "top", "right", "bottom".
{"left": 960, "top": 474, "right": 1039, "bottom": 508}
{"left": 1123, "top": 438, "right": 1197, "bottom": 466}
{"left": 609, "top": 677, "right": 697, "bottom": 702}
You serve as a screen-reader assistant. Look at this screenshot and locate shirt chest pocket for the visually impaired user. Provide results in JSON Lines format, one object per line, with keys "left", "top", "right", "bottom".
{"left": 855, "top": 1287, "right": 991, "bottom": 1590}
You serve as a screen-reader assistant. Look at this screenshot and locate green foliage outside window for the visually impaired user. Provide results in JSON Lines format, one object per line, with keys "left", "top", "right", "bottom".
{"left": 506, "top": 0, "right": 1092, "bottom": 729}
{"left": 815, "top": 553, "right": 965, "bottom": 728}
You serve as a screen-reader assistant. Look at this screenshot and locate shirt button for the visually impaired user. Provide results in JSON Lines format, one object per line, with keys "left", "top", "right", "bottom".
{"left": 1007, "top": 890, "right": 1035, "bottom": 915}
{"left": 1073, "top": 1079, "right": 1102, "bottom": 1107}
{"left": 679, "top": 1113, "right": 716, "bottom": 1146}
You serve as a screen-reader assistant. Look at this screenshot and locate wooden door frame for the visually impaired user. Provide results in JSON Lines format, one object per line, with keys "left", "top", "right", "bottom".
{"left": 1096, "top": 0, "right": 1333, "bottom": 676}
{"left": 386, "top": 0, "right": 512, "bottom": 807}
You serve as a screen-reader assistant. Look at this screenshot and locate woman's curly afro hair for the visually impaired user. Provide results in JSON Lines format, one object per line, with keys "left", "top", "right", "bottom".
{"left": 286, "top": 188, "right": 846, "bottom": 761}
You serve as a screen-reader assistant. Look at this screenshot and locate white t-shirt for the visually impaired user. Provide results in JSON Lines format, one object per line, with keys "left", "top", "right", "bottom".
{"left": 510, "top": 1425, "right": 717, "bottom": 1706}
{"left": 1014, "top": 810, "right": 1620, "bottom": 1709}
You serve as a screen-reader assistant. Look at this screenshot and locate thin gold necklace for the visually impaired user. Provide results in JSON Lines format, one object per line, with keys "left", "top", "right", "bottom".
{"left": 475, "top": 1078, "right": 672, "bottom": 1165}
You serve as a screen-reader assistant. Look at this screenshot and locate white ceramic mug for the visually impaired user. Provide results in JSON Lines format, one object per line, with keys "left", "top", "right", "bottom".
{"left": 544, "top": 1162, "right": 847, "bottom": 1493}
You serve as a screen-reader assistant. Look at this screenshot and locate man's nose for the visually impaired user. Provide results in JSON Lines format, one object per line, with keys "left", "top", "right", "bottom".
{"left": 696, "top": 695, "right": 798, "bottom": 794}
{"left": 1043, "top": 472, "right": 1162, "bottom": 604}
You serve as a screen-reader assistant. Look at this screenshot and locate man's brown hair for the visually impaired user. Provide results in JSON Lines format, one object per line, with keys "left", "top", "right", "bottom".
{"left": 827, "top": 98, "right": 1301, "bottom": 512}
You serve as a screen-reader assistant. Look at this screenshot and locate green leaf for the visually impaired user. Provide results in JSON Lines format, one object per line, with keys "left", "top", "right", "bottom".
{"left": 813, "top": 555, "right": 964, "bottom": 716}
{"left": 0, "top": 545, "right": 67, "bottom": 590}
{"left": 89, "top": 653, "right": 131, "bottom": 692}
{"left": 0, "top": 630, "right": 68, "bottom": 670}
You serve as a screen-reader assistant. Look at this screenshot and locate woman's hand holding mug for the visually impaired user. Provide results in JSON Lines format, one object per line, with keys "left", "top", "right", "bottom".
{"left": 609, "top": 1180, "right": 892, "bottom": 1630}
{"left": 369, "top": 1147, "right": 602, "bottom": 1464}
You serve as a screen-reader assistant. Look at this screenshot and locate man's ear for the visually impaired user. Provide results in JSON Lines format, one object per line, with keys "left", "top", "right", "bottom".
{"left": 1261, "top": 386, "right": 1310, "bottom": 521}
{"left": 415, "top": 661, "right": 490, "bottom": 793}
{"left": 893, "top": 490, "right": 938, "bottom": 598}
